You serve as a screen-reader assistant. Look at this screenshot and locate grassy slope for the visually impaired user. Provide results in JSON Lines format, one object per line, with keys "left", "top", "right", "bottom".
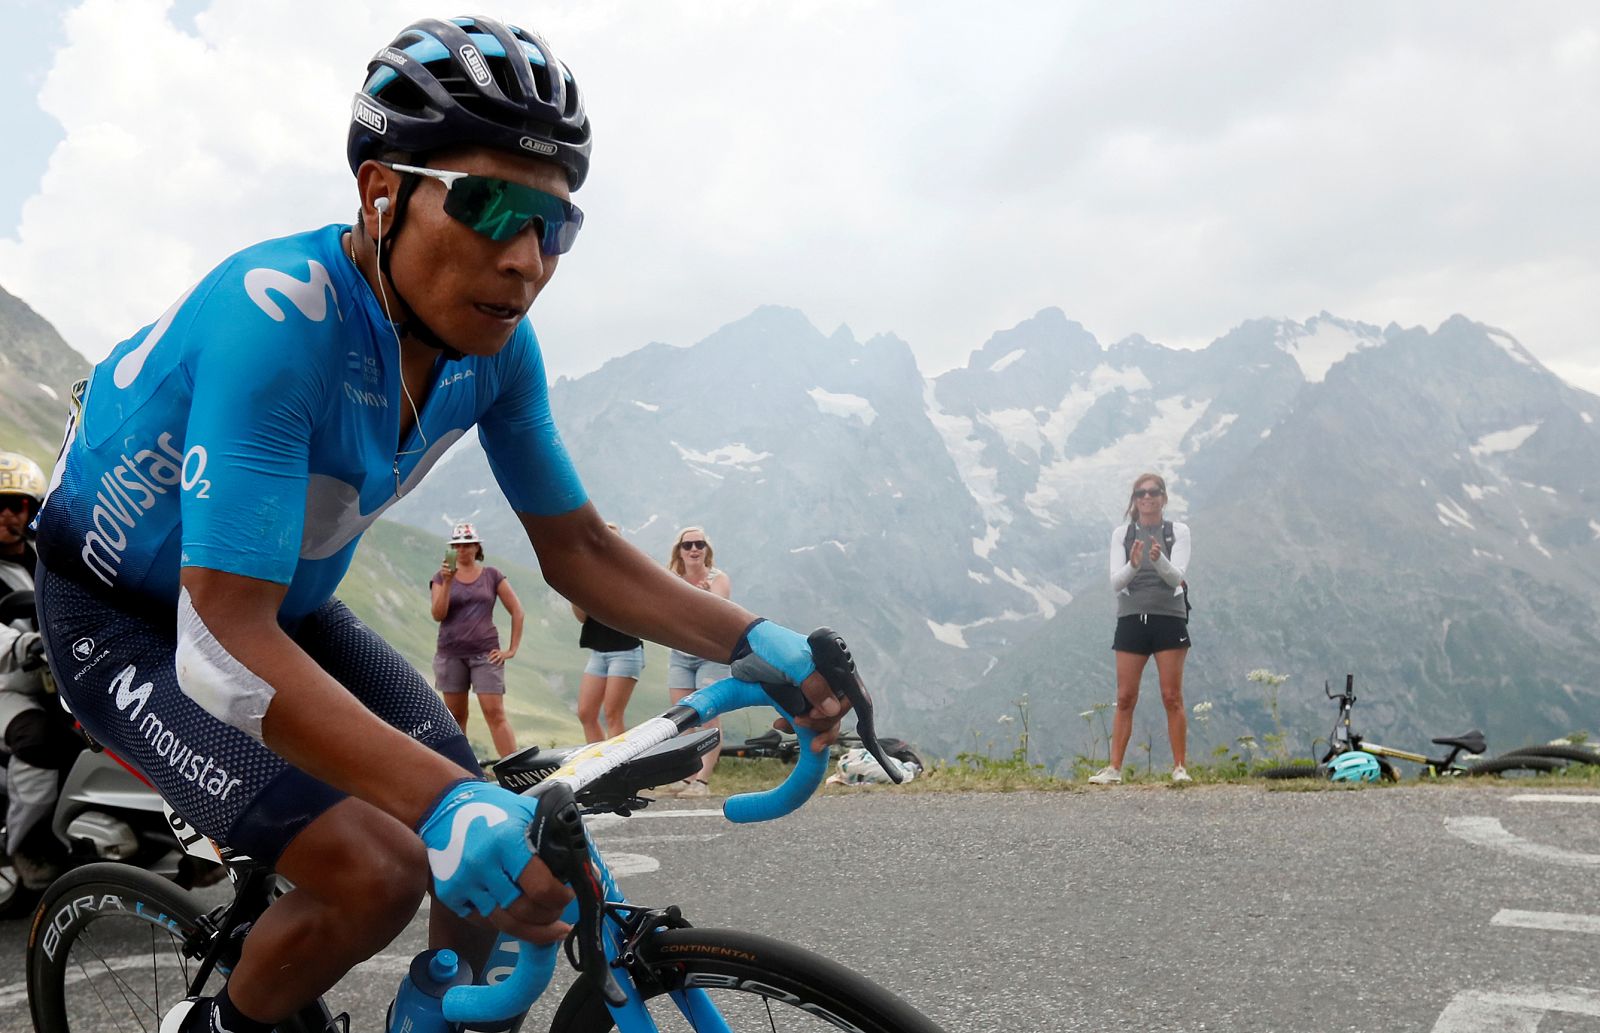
{"left": 339, "top": 521, "right": 773, "bottom": 757}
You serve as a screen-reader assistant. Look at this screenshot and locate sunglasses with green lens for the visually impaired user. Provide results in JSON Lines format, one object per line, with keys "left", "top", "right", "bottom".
{"left": 383, "top": 162, "right": 584, "bottom": 255}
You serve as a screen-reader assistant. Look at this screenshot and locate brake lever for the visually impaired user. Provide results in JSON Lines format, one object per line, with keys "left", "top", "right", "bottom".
{"left": 527, "top": 782, "right": 626, "bottom": 1007}
{"left": 806, "top": 627, "right": 905, "bottom": 784}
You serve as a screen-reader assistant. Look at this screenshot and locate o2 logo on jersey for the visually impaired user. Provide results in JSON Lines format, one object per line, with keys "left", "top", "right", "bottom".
{"left": 181, "top": 446, "right": 211, "bottom": 499}
{"left": 244, "top": 261, "right": 340, "bottom": 324}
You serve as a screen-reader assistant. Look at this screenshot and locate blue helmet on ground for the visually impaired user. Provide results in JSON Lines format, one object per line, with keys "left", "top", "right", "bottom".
{"left": 1328, "top": 751, "right": 1382, "bottom": 783}
{"left": 348, "top": 16, "right": 592, "bottom": 189}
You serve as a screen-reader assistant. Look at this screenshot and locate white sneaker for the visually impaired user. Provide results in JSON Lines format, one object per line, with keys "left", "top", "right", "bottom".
{"left": 654, "top": 779, "right": 691, "bottom": 798}
{"left": 1171, "top": 766, "right": 1192, "bottom": 783}
{"left": 1087, "top": 766, "right": 1121, "bottom": 785}
{"left": 678, "top": 779, "right": 711, "bottom": 799}
{"left": 158, "top": 999, "right": 204, "bottom": 1033}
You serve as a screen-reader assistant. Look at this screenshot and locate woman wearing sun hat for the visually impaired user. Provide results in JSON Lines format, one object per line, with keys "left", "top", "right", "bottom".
{"left": 430, "top": 521, "right": 524, "bottom": 758}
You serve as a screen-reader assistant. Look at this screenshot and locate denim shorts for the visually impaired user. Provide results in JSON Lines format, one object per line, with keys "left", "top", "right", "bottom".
{"left": 432, "top": 652, "right": 507, "bottom": 695}
{"left": 583, "top": 645, "right": 645, "bottom": 680}
{"left": 666, "top": 649, "right": 730, "bottom": 691}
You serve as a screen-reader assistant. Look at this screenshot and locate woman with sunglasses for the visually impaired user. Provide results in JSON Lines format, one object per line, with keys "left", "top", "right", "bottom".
{"left": 659, "top": 526, "right": 733, "bottom": 797}
{"left": 430, "top": 522, "right": 523, "bottom": 758}
{"left": 1089, "top": 473, "right": 1193, "bottom": 785}
{"left": 30, "top": 18, "right": 853, "bottom": 1033}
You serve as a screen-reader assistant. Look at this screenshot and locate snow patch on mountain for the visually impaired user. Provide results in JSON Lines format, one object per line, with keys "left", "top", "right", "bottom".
{"left": 1186, "top": 413, "right": 1238, "bottom": 452}
{"left": 927, "top": 620, "right": 969, "bottom": 648}
{"left": 1024, "top": 395, "right": 1208, "bottom": 527}
{"left": 1469, "top": 422, "right": 1541, "bottom": 456}
{"left": 789, "top": 541, "right": 849, "bottom": 554}
{"left": 1436, "top": 498, "right": 1475, "bottom": 530}
{"left": 1590, "top": 519, "right": 1600, "bottom": 540}
{"left": 988, "top": 348, "right": 1025, "bottom": 373}
{"left": 924, "top": 381, "right": 1009, "bottom": 526}
{"left": 973, "top": 523, "right": 1000, "bottom": 559}
{"left": 1487, "top": 330, "right": 1537, "bottom": 369}
{"left": 632, "top": 400, "right": 659, "bottom": 412}
{"left": 672, "top": 441, "right": 771, "bottom": 479}
{"left": 991, "top": 567, "right": 1073, "bottom": 619}
{"left": 36, "top": 381, "right": 58, "bottom": 400}
{"left": 807, "top": 387, "right": 877, "bottom": 426}
{"left": 1275, "top": 318, "right": 1382, "bottom": 383}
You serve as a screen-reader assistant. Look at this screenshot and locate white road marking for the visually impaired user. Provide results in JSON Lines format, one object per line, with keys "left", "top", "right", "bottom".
{"left": 1432, "top": 986, "right": 1600, "bottom": 1032}
{"left": 605, "top": 852, "right": 661, "bottom": 877}
{"left": 1442, "top": 817, "right": 1600, "bottom": 867}
{"left": 1492, "top": 909, "right": 1600, "bottom": 935}
{"left": 1508, "top": 793, "right": 1600, "bottom": 804}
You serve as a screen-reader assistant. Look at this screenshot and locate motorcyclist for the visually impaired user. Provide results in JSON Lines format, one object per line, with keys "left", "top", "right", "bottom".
{"left": 0, "top": 451, "right": 82, "bottom": 889}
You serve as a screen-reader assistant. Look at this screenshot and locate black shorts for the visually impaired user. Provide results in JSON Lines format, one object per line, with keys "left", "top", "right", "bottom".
{"left": 37, "top": 565, "right": 479, "bottom": 864}
{"left": 1112, "top": 614, "right": 1192, "bottom": 655}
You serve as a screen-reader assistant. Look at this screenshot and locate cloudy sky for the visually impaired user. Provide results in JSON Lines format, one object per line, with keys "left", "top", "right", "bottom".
{"left": 2, "top": 1, "right": 1597, "bottom": 390}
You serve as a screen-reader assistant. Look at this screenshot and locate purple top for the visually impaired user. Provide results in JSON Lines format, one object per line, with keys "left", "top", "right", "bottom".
{"left": 432, "top": 566, "right": 505, "bottom": 657}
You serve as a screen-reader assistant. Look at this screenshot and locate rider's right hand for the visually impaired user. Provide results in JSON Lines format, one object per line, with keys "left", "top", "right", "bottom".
{"left": 417, "top": 779, "right": 573, "bottom": 944}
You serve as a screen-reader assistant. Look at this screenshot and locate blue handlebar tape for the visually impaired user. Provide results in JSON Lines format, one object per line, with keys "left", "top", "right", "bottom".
{"left": 724, "top": 725, "right": 827, "bottom": 823}
{"left": 441, "top": 900, "right": 574, "bottom": 1022}
{"left": 683, "top": 678, "right": 830, "bottom": 824}
{"left": 445, "top": 679, "right": 827, "bottom": 1021}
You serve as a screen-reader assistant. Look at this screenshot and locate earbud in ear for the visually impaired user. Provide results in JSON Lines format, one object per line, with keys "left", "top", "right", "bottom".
{"left": 374, "top": 196, "right": 390, "bottom": 215}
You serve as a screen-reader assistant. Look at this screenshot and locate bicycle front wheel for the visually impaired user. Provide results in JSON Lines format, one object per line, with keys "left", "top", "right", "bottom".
{"left": 27, "top": 862, "right": 327, "bottom": 1033}
{"left": 549, "top": 927, "right": 945, "bottom": 1032}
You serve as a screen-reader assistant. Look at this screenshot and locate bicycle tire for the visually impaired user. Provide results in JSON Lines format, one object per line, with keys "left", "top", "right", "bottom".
{"left": 548, "top": 926, "right": 945, "bottom": 1032}
{"left": 27, "top": 862, "right": 329, "bottom": 1033}
{"left": 1258, "top": 764, "right": 1325, "bottom": 780}
{"left": 1493, "top": 745, "right": 1600, "bottom": 767}
{"left": 1465, "top": 754, "right": 1567, "bottom": 776}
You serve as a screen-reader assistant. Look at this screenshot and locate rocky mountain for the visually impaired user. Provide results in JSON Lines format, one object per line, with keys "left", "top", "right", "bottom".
{"left": 0, "top": 284, "right": 89, "bottom": 467}
{"left": 12, "top": 273, "right": 1592, "bottom": 768}
{"left": 391, "top": 306, "right": 1600, "bottom": 766}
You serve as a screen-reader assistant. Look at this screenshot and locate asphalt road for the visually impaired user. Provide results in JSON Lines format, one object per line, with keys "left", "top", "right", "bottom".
{"left": 3, "top": 783, "right": 1597, "bottom": 1032}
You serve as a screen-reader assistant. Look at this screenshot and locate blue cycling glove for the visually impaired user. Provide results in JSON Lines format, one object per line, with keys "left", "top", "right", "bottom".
{"left": 728, "top": 619, "right": 818, "bottom": 713}
{"left": 417, "top": 779, "right": 544, "bottom": 918}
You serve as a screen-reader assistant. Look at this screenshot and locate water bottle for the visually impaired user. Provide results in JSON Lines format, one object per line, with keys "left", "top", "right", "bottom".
{"left": 388, "top": 948, "right": 473, "bottom": 1033}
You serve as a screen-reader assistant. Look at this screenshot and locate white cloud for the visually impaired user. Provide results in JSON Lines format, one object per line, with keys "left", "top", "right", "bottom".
{"left": 2, "top": 1, "right": 1597, "bottom": 394}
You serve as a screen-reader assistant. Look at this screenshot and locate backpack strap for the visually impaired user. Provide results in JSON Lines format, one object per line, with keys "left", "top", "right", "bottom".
{"left": 1122, "top": 521, "right": 1137, "bottom": 559}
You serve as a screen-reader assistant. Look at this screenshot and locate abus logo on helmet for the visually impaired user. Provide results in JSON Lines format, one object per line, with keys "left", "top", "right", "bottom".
{"left": 352, "top": 98, "right": 387, "bottom": 135}
{"left": 459, "top": 45, "right": 492, "bottom": 87}
{"left": 519, "top": 137, "right": 557, "bottom": 157}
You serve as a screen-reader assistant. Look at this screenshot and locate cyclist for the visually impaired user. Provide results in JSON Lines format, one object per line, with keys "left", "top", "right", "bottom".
{"left": 1, "top": 451, "right": 82, "bottom": 889}
{"left": 31, "top": 17, "right": 849, "bottom": 1033}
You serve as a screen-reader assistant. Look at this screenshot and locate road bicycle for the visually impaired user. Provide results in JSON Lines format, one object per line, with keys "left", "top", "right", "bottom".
{"left": 1259, "top": 675, "right": 1571, "bottom": 780}
{"left": 720, "top": 727, "right": 927, "bottom": 771}
{"left": 26, "top": 629, "right": 945, "bottom": 1033}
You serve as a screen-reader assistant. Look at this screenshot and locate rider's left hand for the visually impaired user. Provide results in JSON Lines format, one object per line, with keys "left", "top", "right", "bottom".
{"left": 729, "top": 619, "right": 851, "bottom": 750}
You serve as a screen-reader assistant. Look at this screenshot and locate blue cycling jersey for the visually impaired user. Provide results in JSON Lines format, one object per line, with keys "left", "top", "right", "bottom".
{"left": 36, "top": 224, "right": 587, "bottom": 621}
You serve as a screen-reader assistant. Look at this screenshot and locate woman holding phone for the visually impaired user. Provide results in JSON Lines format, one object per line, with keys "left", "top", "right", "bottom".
{"left": 430, "top": 521, "right": 524, "bottom": 758}
{"left": 1089, "top": 473, "right": 1193, "bottom": 785}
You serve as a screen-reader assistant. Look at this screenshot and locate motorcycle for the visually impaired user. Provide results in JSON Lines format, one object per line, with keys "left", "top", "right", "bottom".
{"left": 1, "top": 589, "right": 208, "bottom": 918}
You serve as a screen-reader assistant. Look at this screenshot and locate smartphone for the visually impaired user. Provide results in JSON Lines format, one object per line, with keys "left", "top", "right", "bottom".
{"left": 444, "top": 549, "right": 457, "bottom": 573}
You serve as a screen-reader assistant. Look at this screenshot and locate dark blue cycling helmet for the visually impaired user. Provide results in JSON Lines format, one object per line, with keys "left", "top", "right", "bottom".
{"left": 347, "top": 16, "right": 591, "bottom": 189}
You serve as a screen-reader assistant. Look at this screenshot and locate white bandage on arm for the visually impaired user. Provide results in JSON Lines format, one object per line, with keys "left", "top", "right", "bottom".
{"left": 175, "top": 587, "right": 276, "bottom": 741}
